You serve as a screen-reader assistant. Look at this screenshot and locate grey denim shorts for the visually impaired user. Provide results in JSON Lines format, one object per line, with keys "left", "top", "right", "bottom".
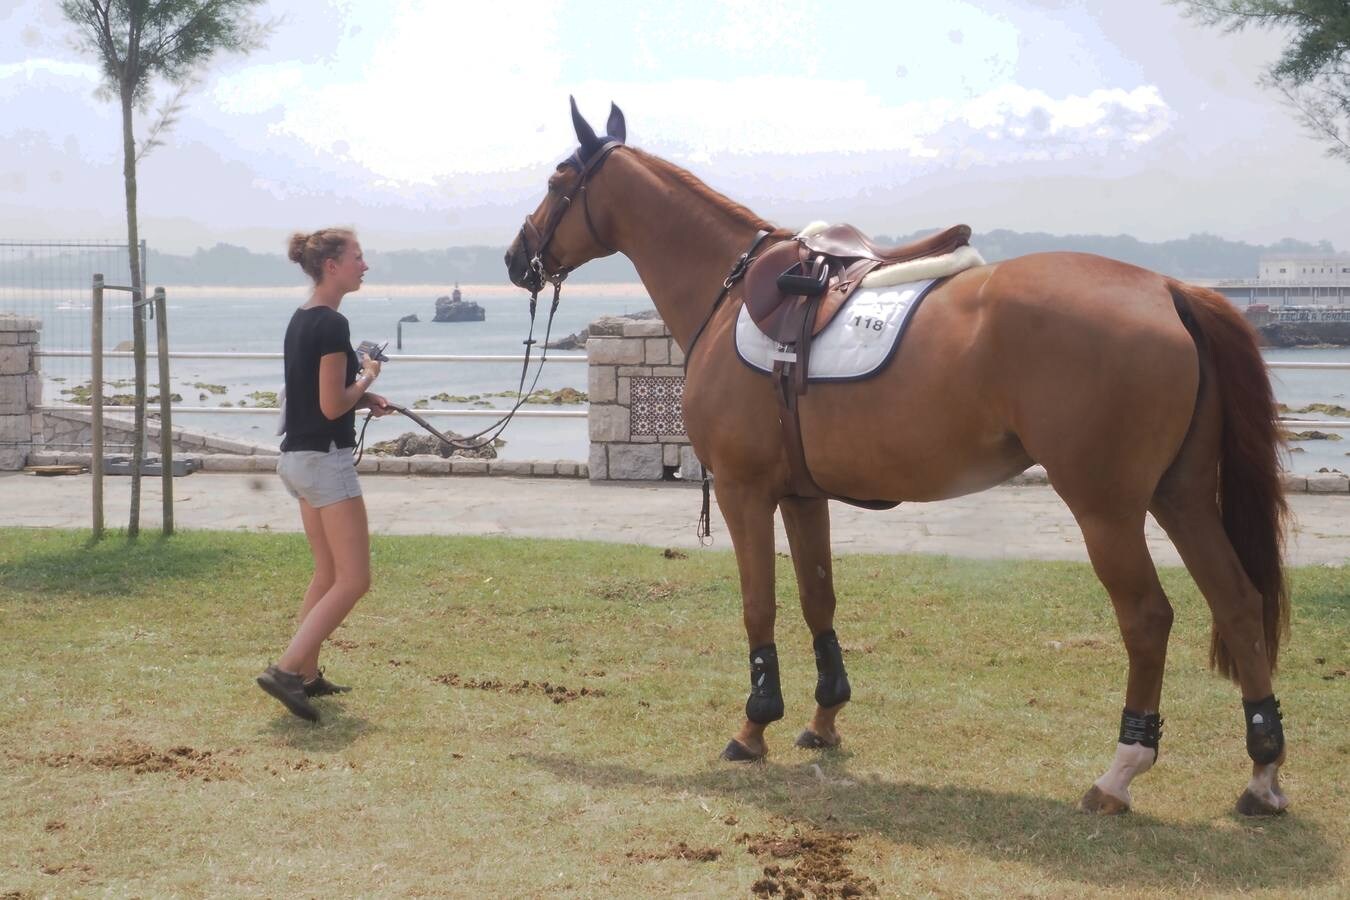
{"left": 276, "top": 443, "right": 362, "bottom": 508}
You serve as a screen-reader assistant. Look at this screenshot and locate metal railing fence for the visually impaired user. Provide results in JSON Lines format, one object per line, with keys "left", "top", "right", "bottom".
{"left": 33, "top": 352, "right": 1349, "bottom": 427}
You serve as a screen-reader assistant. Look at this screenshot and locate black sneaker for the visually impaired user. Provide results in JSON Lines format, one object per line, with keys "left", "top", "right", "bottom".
{"left": 257, "top": 664, "right": 320, "bottom": 722}
{"left": 304, "top": 671, "right": 350, "bottom": 698}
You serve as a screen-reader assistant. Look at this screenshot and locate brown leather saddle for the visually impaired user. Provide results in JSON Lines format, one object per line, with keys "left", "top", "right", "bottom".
{"left": 741, "top": 223, "right": 971, "bottom": 505}
{"left": 746, "top": 224, "right": 971, "bottom": 343}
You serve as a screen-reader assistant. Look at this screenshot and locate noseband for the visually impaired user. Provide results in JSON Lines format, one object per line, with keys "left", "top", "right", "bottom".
{"left": 517, "top": 140, "right": 624, "bottom": 292}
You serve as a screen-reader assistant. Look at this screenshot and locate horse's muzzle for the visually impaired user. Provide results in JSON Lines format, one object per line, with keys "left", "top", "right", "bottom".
{"left": 504, "top": 234, "right": 531, "bottom": 288}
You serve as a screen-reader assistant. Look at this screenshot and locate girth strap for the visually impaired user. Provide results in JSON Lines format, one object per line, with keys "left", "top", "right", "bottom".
{"left": 772, "top": 290, "right": 827, "bottom": 499}
{"left": 767, "top": 266, "right": 913, "bottom": 510}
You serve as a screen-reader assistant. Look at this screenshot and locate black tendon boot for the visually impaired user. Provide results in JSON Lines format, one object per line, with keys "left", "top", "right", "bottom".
{"left": 1243, "top": 695, "right": 1285, "bottom": 765}
{"left": 812, "top": 629, "right": 851, "bottom": 708}
{"left": 1118, "top": 707, "right": 1163, "bottom": 761}
{"left": 745, "top": 643, "right": 785, "bottom": 725}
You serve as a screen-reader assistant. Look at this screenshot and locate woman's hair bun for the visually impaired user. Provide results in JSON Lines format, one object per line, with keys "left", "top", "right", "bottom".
{"left": 287, "top": 232, "right": 309, "bottom": 264}
{"left": 287, "top": 227, "right": 354, "bottom": 283}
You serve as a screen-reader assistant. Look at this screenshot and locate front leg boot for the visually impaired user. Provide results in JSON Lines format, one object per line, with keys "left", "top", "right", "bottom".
{"left": 745, "top": 643, "right": 785, "bottom": 724}
{"left": 811, "top": 629, "right": 851, "bottom": 708}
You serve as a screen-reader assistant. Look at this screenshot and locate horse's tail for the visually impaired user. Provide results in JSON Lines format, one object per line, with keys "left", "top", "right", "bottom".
{"left": 1167, "top": 278, "right": 1289, "bottom": 680}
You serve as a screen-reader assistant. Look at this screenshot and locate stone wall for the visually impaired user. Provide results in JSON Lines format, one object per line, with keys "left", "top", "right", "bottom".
{"left": 40, "top": 408, "right": 275, "bottom": 458}
{"left": 586, "top": 316, "right": 703, "bottom": 481}
{"left": 0, "top": 315, "right": 41, "bottom": 470}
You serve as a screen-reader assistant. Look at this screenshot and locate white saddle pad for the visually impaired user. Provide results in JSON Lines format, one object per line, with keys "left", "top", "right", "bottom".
{"left": 735, "top": 278, "right": 939, "bottom": 381}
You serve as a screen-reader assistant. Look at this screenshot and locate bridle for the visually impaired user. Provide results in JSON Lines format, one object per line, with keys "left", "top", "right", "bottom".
{"left": 516, "top": 139, "right": 625, "bottom": 293}
{"left": 353, "top": 140, "right": 626, "bottom": 462}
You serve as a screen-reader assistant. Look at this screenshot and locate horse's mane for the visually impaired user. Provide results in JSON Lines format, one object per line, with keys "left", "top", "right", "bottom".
{"left": 627, "top": 147, "right": 786, "bottom": 236}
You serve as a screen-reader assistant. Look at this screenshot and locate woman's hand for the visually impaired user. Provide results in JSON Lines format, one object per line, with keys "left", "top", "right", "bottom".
{"left": 362, "top": 391, "right": 394, "bottom": 417}
{"left": 358, "top": 353, "right": 382, "bottom": 383}
{"left": 320, "top": 351, "right": 384, "bottom": 420}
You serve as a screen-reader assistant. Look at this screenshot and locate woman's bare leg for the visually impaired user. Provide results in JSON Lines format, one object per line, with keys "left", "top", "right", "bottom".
{"left": 278, "top": 496, "right": 370, "bottom": 676}
{"left": 293, "top": 499, "right": 337, "bottom": 679}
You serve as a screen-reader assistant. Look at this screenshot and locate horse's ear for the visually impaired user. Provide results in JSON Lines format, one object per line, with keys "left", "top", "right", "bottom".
{"left": 570, "top": 95, "right": 601, "bottom": 155}
{"left": 606, "top": 102, "right": 626, "bottom": 143}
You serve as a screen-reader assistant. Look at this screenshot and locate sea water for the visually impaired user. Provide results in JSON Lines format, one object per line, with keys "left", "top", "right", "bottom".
{"left": 27, "top": 286, "right": 1350, "bottom": 473}
{"left": 35, "top": 284, "right": 653, "bottom": 462}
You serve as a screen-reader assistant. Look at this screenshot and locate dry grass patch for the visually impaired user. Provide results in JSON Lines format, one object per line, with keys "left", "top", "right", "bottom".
{"left": 33, "top": 741, "right": 242, "bottom": 781}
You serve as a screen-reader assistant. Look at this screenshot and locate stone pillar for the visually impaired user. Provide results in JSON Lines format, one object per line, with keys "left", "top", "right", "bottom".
{"left": 0, "top": 315, "right": 42, "bottom": 470}
{"left": 586, "top": 314, "right": 703, "bottom": 481}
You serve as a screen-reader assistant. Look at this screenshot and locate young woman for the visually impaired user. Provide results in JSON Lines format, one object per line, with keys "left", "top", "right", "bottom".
{"left": 257, "top": 227, "right": 391, "bottom": 722}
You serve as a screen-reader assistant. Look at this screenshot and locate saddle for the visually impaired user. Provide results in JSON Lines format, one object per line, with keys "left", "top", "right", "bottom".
{"left": 741, "top": 223, "right": 972, "bottom": 505}
{"left": 746, "top": 224, "right": 971, "bottom": 343}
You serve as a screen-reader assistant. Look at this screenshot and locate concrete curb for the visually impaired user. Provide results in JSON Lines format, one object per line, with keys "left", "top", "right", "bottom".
{"left": 999, "top": 465, "right": 1345, "bottom": 494}
{"left": 27, "top": 451, "right": 590, "bottom": 479}
{"left": 22, "top": 453, "right": 1348, "bottom": 492}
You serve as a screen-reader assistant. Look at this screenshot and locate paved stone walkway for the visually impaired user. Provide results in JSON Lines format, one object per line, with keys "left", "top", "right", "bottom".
{"left": 5, "top": 470, "right": 1347, "bottom": 566}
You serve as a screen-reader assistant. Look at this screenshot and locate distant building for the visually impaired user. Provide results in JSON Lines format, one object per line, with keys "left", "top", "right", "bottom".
{"left": 1206, "top": 252, "right": 1350, "bottom": 306}
{"left": 1258, "top": 254, "right": 1350, "bottom": 286}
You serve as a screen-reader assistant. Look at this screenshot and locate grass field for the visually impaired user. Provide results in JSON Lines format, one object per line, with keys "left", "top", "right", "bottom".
{"left": 0, "top": 527, "right": 1346, "bottom": 898}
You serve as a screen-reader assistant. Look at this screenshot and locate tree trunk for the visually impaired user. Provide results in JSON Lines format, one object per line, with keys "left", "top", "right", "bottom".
{"left": 120, "top": 85, "right": 146, "bottom": 537}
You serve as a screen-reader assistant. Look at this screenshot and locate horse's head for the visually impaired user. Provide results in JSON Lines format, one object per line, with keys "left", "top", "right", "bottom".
{"left": 505, "top": 97, "right": 627, "bottom": 291}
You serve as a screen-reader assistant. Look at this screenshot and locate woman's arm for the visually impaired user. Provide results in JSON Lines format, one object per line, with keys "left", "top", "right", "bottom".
{"left": 318, "top": 351, "right": 379, "bottom": 420}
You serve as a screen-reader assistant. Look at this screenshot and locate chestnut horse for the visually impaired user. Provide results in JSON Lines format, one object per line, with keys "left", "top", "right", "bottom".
{"left": 505, "top": 100, "right": 1291, "bottom": 816}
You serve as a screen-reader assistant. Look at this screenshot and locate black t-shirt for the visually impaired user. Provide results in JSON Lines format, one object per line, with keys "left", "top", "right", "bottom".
{"left": 280, "top": 306, "right": 359, "bottom": 451}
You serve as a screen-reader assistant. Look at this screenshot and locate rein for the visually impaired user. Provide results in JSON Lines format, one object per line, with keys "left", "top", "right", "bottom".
{"left": 686, "top": 229, "right": 778, "bottom": 543}
{"left": 682, "top": 229, "right": 775, "bottom": 369}
{"left": 354, "top": 143, "right": 625, "bottom": 464}
{"left": 353, "top": 278, "right": 564, "bottom": 463}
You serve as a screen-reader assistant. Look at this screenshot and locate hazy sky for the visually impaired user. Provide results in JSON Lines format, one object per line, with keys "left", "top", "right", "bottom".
{"left": 1, "top": 0, "right": 1345, "bottom": 257}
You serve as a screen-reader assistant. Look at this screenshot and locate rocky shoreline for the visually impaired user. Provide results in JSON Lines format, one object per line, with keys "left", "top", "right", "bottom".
{"left": 1256, "top": 322, "right": 1350, "bottom": 348}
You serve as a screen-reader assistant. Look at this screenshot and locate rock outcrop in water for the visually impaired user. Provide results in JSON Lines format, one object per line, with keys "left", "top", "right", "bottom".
{"left": 433, "top": 285, "right": 485, "bottom": 323}
{"left": 368, "top": 430, "right": 500, "bottom": 459}
{"left": 545, "top": 308, "right": 660, "bottom": 349}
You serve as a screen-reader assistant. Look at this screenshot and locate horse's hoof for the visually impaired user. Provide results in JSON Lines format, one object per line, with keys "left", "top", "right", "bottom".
{"left": 720, "top": 739, "right": 766, "bottom": 763}
{"left": 794, "top": 729, "right": 840, "bottom": 750}
{"left": 1235, "top": 789, "right": 1288, "bottom": 817}
{"left": 1078, "top": 785, "right": 1130, "bottom": 815}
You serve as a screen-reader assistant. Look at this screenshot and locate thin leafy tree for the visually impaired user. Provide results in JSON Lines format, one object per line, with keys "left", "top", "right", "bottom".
{"left": 1174, "top": 1, "right": 1350, "bottom": 161}
{"left": 60, "top": 0, "right": 268, "bottom": 535}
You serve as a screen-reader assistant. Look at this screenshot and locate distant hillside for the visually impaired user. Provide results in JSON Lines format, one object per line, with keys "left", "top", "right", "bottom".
{"left": 2, "top": 232, "right": 1336, "bottom": 287}
{"left": 142, "top": 242, "right": 643, "bottom": 286}
{"left": 940, "top": 231, "right": 1338, "bottom": 280}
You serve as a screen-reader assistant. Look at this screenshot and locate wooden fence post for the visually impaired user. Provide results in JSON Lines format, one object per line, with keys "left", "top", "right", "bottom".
{"left": 91, "top": 274, "right": 104, "bottom": 540}
{"left": 153, "top": 286, "right": 173, "bottom": 535}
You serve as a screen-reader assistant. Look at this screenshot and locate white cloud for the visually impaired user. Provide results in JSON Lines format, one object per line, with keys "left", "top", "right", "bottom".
{"left": 0, "top": 57, "right": 99, "bottom": 92}
{"left": 952, "top": 84, "right": 1172, "bottom": 151}
{"left": 212, "top": 64, "right": 306, "bottom": 114}
{"left": 192, "top": 0, "right": 1165, "bottom": 189}
{"left": 590, "top": 79, "right": 1172, "bottom": 165}
{"left": 221, "top": 0, "right": 570, "bottom": 185}
{"left": 203, "top": 65, "right": 1173, "bottom": 190}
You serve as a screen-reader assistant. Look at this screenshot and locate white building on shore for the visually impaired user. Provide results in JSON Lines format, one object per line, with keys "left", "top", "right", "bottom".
{"left": 1258, "top": 254, "right": 1350, "bottom": 285}
{"left": 1208, "top": 252, "right": 1350, "bottom": 306}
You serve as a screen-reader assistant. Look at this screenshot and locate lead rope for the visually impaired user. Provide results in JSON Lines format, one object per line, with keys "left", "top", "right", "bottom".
{"left": 353, "top": 279, "right": 563, "bottom": 464}
{"left": 697, "top": 471, "right": 712, "bottom": 545}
